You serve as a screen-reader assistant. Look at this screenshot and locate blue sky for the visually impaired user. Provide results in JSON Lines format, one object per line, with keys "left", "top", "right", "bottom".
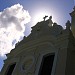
{"left": 0, "top": 0, "right": 74, "bottom": 36}
{"left": 0, "top": 0, "right": 74, "bottom": 71}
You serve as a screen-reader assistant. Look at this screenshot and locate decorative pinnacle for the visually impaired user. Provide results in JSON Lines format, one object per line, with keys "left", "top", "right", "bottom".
{"left": 73, "top": 6, "right": 75, "bottom": 11}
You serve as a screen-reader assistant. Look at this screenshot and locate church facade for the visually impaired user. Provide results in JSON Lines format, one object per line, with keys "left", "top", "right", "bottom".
{"left": 0, "top": 7, "right": 75, "bottom": 75}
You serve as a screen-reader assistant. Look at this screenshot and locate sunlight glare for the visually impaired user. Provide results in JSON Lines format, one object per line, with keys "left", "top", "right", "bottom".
{"left": 32, "top": 11, "right": 51, "bottom": 25}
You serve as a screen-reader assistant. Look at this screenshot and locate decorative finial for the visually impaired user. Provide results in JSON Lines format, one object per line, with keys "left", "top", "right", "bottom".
{"left": 66, "top": 20, "right": 71, "bottom": 30}
{"left": 43, "top": 15, "right": 48, "bottom": 21}
{"left": 73, "top": 6, "right": 75, "bottom": 11}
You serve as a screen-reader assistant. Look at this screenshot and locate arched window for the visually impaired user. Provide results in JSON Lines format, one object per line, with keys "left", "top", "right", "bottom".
{"left": 5, "top": 63, "right": 16, "bottom": 75}
{"left": 38, "top": 53, "right": 55, "bottom": 75}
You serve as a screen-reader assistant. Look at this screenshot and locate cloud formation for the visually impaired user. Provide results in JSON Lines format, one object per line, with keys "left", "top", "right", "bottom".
{"left": 0, "top": 4, "right": 31, "bottom": 56}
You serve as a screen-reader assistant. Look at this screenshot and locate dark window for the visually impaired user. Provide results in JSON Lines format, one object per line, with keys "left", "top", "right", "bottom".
{"left": 5, "top": 63, "right": 16, "bottom": 75}
{"left": 38, "top": 53, "right": 55, "bottom": 75}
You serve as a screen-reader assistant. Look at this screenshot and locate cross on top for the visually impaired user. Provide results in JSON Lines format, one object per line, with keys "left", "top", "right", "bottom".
{"left": 43, "top": 15, "right": 48, "bottom": 21}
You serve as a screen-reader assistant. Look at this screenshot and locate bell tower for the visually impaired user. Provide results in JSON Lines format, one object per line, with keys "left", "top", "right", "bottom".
{"left": 70, "top": 6, "right": 75, "bottom": 37}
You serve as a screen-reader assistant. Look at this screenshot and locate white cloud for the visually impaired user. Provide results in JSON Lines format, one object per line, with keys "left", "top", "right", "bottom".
{"left": 0, "top": 4, "right": 31, "bottom": 56}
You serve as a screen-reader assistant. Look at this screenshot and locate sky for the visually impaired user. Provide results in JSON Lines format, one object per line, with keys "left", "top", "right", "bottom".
{"left": 0, "top": 0, "right": 74, "bottom": 71}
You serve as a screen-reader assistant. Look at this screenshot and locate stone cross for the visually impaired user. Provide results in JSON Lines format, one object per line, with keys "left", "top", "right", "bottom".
{"left": 43, "top": 15, "right": 48, "bottom": 21}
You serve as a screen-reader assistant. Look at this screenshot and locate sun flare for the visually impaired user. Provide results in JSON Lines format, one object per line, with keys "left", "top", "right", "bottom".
{"left": 32, "top": 11, "right": 51, "bottom": 25}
